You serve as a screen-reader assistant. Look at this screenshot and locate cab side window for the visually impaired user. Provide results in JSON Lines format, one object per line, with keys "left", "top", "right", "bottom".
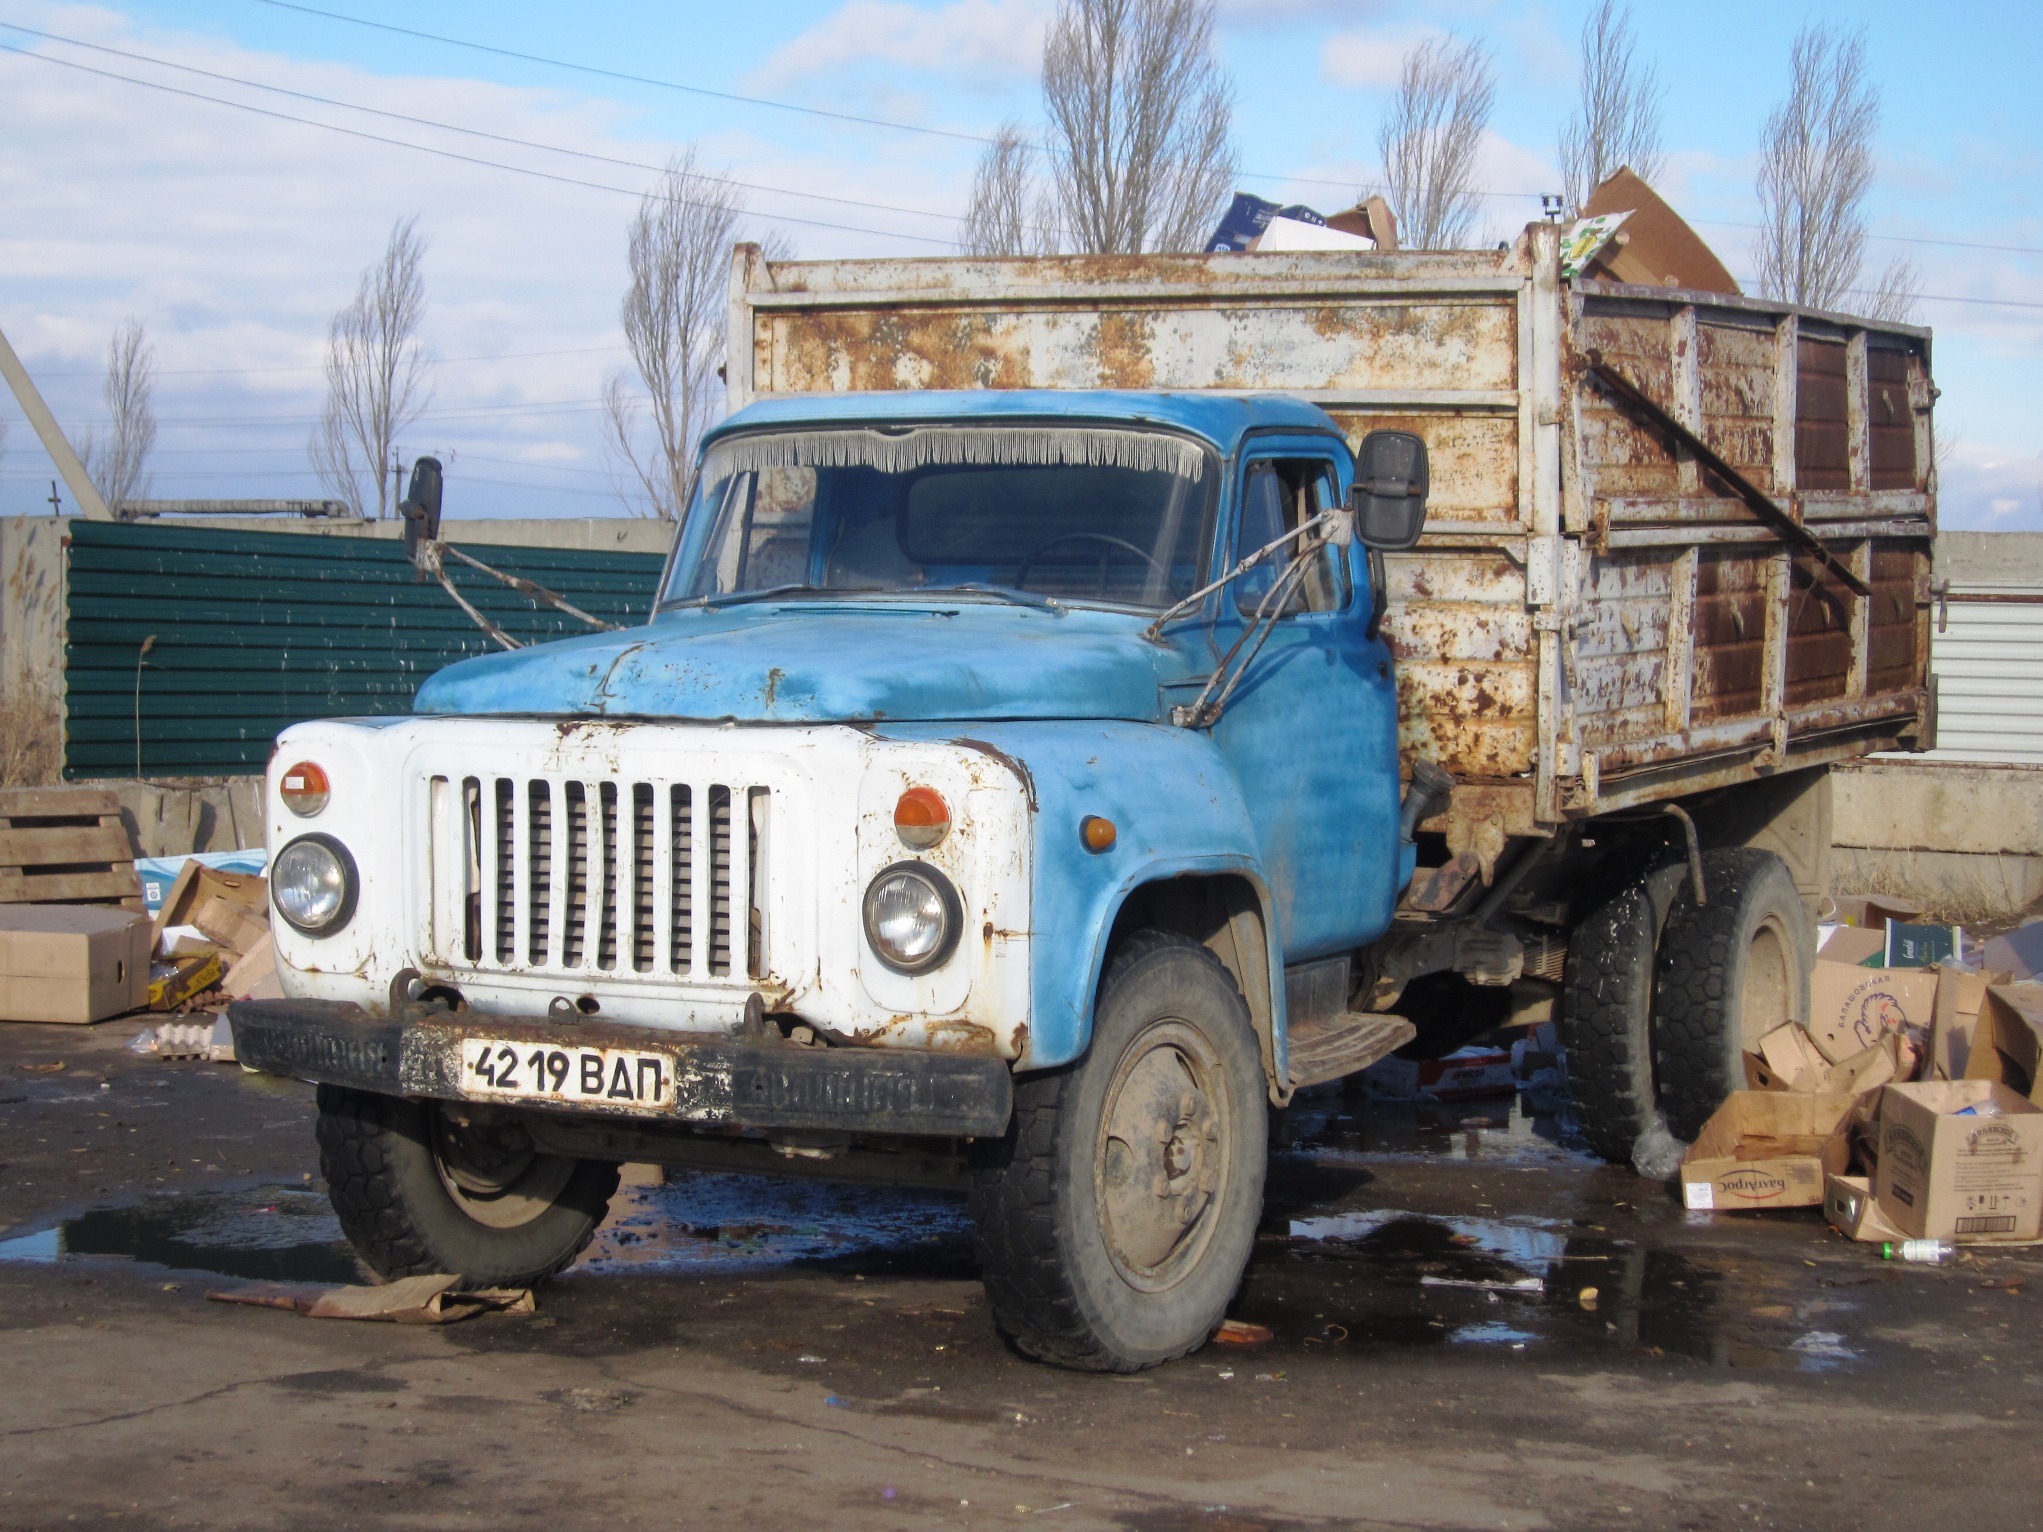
{"left": 1235, "top": 458, "right": 1350, "bottom": 615}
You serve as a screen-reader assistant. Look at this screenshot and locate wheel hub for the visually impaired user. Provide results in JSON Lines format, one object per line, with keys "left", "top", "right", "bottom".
{"left": 1096, "top": 1023, "right": 1230, "bottom": 1288}
{"left": 431, "top": 1105, "right": 576, "bottom": 1230}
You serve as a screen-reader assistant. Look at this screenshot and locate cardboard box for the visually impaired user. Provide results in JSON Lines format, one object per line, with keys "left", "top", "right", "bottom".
{"left": 1873, "top": 1081, "right": 2043, "bottom": 1241}
{"left": 0, "top": 905, "right": 152, "bottom": 1023}
{"left": 1818, "top": 925, "right": 1887, "bottom": 966}
{"left": 1750, "top": 1024, "right": 1894, "bottom": 1097}
{"left": 1808, "top": 960, "right": 1939, "bottom": 1064}
{"left": 192, "top": 894, "right": 268, "bottom": 959}
{"left": 1823, "top": 1174, "right": 1910, "bottom": 1243}
{"left": 1963, "top": 985, "right": 2043, "bottom": 1103}
{"left": 153, "top": 864, "right": 267, "bottom": 948}
{"left": 1830, "top": 895, "right": 1924, "bottom": 929}
{"left": 1680, "top": 1091, "right": 1855, "bottom": 1211}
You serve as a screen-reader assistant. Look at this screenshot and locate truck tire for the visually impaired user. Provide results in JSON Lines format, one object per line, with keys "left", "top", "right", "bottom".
{"left": 1559, "top": 862, "right": 1686, "bottom": 1163}
{"left": 970, "top": 930, "right": 1267, "bottom": 1372}
{"left": 316, "top": 1085, "right": 620, "bottom": 1287}
{"left": 1653, "top": 848, "right": 1813, "bottom": 1142}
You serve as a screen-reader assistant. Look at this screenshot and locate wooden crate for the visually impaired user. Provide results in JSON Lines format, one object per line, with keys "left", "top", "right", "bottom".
{"left": 0, "top": 788, "right": 143, "bottom": 908}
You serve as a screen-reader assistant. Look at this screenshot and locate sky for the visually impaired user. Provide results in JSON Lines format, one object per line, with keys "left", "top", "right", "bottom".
{"left": 0, "top": 0, "right": 2038, "bottom": 529}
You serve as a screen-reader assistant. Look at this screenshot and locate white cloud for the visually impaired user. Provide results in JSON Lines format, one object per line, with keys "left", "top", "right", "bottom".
{"left": 1319, "top": 24, "right": 1437, "bottom": 90}
{"left": 751, "top": 0, "right": 1051, "bottom": 90}
{"left": 1217, "top": 0, "right": 1390, "bottom": 22}
{"left": 0, "top": 4, "right": 974, "bottom": 517}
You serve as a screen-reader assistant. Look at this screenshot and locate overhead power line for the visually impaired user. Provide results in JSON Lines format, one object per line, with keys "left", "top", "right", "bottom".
{"left": 254, "top": 0, "right": 1002, "bottom": 146}
{"left": 254, "top": 0, "right": 2043, "bottom": 261}
{"left": 0, "top": 43, "right": 957, "bottom": 246}
{"left": 0, "top": 23, "right": 967, "bottom": 229}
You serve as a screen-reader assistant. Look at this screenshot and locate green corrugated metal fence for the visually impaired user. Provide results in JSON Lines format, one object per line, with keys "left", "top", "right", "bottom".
{"left": 65, "top": 522, "right": 666, "bottom": 779}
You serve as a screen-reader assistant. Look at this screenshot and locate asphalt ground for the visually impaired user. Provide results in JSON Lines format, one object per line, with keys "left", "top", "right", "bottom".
{"left": 2, "top": 1019, "right": 2039, "bottom": 1532}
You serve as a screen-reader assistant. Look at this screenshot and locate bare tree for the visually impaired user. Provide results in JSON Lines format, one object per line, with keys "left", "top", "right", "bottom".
{"left": 602, "top": 151, "right": 752, "bottom": 522}
{"left": 961, "top": 123, "right": 1054, "bottom": 257}
{"left": 80, "top": 319, "right": 158, "bottom": 513}
{"left": 1755, "top": 26, "right": 1878, "bottom": 312}
{"left": 1864, "top": 253, "right": 1921, "bottom": 324}
{"left": 1558, "top": 0, "right": 1664, "bottom": 214}
{"left": 1041, "top": 0, "right": 1237, "bottom": 255}
{"left": 312, "top": 217, "right": 431, "bottom": 519}
{"left": 1379, "top": 35, "right": 1496, "bottom": 249}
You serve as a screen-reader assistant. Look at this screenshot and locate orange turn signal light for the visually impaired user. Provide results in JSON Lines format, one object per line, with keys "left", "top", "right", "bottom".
{"left": 894, "top": 786, "right": 951, "bottom": 849}
{"left": 1081, "top": 815, "right": 1117, "bottom": 852}
{"left": 280, "top": 760, "right": 331, "bottom": 817}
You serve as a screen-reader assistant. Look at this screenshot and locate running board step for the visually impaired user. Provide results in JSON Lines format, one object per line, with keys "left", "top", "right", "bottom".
{"left": 1286, "top": 1011, "right": 1415, "bottom": 1089}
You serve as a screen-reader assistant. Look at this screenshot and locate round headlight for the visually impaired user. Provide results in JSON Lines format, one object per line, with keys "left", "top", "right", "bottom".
{"left": 272, "top": 834, "right": 358, "bottom": 935}
{"left": 861, "top": 861, "right": 961, "bottom": 975}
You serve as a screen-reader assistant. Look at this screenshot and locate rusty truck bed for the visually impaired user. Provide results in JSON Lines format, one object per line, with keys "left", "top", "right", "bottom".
{"left": 725, "top": 229, "right": 1933, "bottom": 864}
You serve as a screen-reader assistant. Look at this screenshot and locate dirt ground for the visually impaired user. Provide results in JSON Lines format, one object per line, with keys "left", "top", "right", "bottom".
{"left": 2, "top": 1020, "right": 2038, "bottom": 1532}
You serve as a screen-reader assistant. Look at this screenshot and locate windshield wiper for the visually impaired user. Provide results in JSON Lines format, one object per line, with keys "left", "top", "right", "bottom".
{"left": 682, "top": 584, "right": 878, "bottom": 609}
{"left": 938, "top": 583, "right": 1067, "bottom": 615}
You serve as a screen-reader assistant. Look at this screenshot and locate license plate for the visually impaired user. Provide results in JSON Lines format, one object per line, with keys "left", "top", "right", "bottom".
{"left": 459, "top": 1038, "right": 675, "bottom": 1109}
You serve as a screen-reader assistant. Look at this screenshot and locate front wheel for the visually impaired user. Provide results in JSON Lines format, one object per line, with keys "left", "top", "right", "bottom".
{"left": 316, "top": 1086, "right": 620, "bottom": 1287}
{"left": 970, "top": 930, "right": 1267, "bottom": 1372}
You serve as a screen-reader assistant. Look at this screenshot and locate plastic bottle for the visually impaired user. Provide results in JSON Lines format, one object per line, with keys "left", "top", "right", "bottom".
{"left": 1880, "top": 1239, "right": 1954, "bottom": 1263}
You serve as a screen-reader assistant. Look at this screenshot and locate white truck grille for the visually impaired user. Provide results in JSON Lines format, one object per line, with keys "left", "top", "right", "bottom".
{"left": 425, "top": 773, "right": 769, "bottom": 982}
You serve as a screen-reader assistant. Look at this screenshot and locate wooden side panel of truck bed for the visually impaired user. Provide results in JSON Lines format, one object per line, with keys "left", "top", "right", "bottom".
{"left": 727, "top": 230, "right": 1933, "bottom": 847}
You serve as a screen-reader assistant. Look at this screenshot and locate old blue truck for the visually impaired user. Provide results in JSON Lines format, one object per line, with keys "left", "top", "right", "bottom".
{"left": 234, "top": 230, "right": 1935, "bottom": 1370}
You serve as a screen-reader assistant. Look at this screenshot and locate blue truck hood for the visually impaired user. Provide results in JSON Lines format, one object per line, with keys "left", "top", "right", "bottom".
{"left": 413, "top": 600, "right": 1190, "bottom": 723}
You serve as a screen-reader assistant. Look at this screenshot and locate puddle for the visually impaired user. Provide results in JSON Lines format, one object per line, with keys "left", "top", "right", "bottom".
{"left": 1282, "top": 1089, "right": 1592, "bottom": 1166}
{"left": 1248, "top": 1206, "right": 1864, "bottom": 1373}
{"left": 0, "top": 1186, "right": 360, "bottom": 1283}
{"left": 573, "top": 1171, "right": 972, "bottom": 1278}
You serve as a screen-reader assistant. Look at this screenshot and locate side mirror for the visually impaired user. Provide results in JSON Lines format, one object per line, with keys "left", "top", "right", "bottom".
{"left": 1349, "top": 430, "right": 1429, "bottom": 550}
{"left": 400, "top": 456, "right": 444, "bottom": 566}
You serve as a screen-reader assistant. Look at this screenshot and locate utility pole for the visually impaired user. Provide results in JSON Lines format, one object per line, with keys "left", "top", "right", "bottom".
{"left": 0, "top": 322, "right": 113, "bottom": 520}
{"left": 48, "top": 481, "right": 62, "bottom": 515}
{"left": 390, "top": 456, "right": 405, "bottom": 521}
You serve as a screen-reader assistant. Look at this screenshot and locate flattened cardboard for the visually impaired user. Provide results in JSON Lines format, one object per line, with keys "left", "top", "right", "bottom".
{"left": 1933, "top": 968, "right": 1991, "bottom": 1080}
{"left": 1808, "top": 961, "right": 1939, "bottom": 1064}
{"left": 1578, "top": 167, "right": 1741, "bottom": 294}
{"left": 1680, "top": 1091, "right": 1855, "bottom": 1211}
{"left": 1750, "top": 1025, "right": 1892, "bottom": 1096}
{"left": 0, "top": 905, "right": 152, "bottom": 1024}
{"left": 1873, "top": 1081, "right": 2043, "bottom": 1241}
{"left": 1824, "top": 1174, "right": 1909, "bottom": 1244}
{"left": 1963, "top": 985, "right": 2043, "bottom": 1103}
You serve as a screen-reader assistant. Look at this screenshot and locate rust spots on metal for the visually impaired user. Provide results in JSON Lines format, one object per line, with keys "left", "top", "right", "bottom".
{"left": 950, "top": 735, "right": 1038, "bottom": 811}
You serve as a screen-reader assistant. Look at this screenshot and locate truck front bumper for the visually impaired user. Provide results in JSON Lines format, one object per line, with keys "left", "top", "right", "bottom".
{"left": 229, "top": 999, "right": 1014, "bottom": 1138}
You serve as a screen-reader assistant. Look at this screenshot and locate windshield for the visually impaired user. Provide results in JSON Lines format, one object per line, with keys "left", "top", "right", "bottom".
{"left": 658, "top": 425, "right": 1218, "bottom": 611}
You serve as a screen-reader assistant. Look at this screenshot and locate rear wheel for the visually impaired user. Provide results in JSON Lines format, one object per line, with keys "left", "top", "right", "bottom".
{"left": 316, "top": 1085, "right": 619, "bottom": 1286}
{"left": 1653, "top": 849, "right": 1813, "bottom": 1141}
{"left": 1559, "top": 862, "right": 1686, "bottom": 1163}
{"left": 970, "top": 931, "right": 1267, "bottom": 1372}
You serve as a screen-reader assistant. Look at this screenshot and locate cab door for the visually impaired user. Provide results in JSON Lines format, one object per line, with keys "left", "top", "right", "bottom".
{"left": 1206, "top": 440, "right": 1403, "bottom": 960}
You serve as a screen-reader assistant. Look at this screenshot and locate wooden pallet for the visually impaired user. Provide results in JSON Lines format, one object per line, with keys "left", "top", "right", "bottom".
{"left": 0, "top": 787, "right": 144, "bottom": 907}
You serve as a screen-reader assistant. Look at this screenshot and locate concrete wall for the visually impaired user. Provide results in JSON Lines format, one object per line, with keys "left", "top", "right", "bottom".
{"left": 110, "top": 777, "right": 268, "bottom": 857}
{"left": 1832, "top": 757, "right": 2043, "bottom": 921}
{"left": 172, "top": 514, "right": 676, "bottom": 555}
{"left": 1938, "top": 530, "right": 2043, "bottom": 584}
{"left": 0, "top": 516, "right": 67, "bottom": 785}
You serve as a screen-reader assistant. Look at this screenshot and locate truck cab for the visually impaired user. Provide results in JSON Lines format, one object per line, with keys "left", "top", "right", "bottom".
{"left": 238, "top": 389, "right": 1432, "bottom": 1370}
